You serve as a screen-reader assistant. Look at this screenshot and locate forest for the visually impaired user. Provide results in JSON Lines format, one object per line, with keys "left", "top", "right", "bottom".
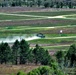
{"left": 0, "top": 0, "right": 76, "bottom": 8}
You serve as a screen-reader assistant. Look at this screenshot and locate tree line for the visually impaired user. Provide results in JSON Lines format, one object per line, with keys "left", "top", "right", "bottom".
{"left": 0, "top": 0, "right": 76, "bottom": 9}
{"left": 55, "top": 44, "right": 76, "bottom": 68}
{"left": 0, "top": 39, "right": 51, "bottom": 65}
{"left": 0, "top": 39, "right": 76, "bottom": 68}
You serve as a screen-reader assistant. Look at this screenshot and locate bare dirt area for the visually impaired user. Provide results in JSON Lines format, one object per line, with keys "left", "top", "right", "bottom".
{"left": 0, "top": 64, "right": 40, "bottom": 75}
{"left": 0, "top": 19, "right": 76, "bottom": 27}
{"left": 0, "top": 7, "right": 76, "bottom": 13}
{"left": 30, "top": 42, "right": 74, "bottom": 47}
{"left": 0, "top": 7, "right": 42, "bottom": 13}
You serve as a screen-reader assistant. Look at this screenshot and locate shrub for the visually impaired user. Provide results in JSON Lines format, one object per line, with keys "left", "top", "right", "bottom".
{"left": 17, "top": 71, "right": 26, "bottom": 75}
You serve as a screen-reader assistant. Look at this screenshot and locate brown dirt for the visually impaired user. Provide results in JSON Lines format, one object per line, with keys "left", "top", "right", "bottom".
{"left": 0, "top": 7, "right": 76, "bottom": 13}
{"left": 0, "top": 64, "right": 40, "bottom": 75}
{"left": 0, "top": 7, "right": 42, "bottom": 13}
{"left": 30, "top": 42, "right": 74, "bottom": 47}
{"left": 0, "top": 19, "right": 76, "bottom": 28}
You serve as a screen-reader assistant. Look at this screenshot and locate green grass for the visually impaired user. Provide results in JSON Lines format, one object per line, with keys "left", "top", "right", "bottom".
{"left": 66, "top": 15, "right": 76, "bottom": 18}
{"left": 28, "top": 38, "right": 76, "bottom": 44}
{"left": 0, "top": 15, "right": 39, "bottom": 20}
{"left": 0, "top": 25, "right": 76, "bottom": 37}
{"left": 0, "top": 27, "right": 76, "bottom": 36}
{"left": 45, "top": 34, "right": 76, "bottom": 37}
{"left": 42, "top": 45, "right": 69, "bottom": 50}
{"left": 14, "top": 11, "right": 76, "bottom": 16}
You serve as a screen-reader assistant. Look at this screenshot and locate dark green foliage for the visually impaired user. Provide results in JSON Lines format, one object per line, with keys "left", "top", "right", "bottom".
{"left": 39, "top": 66, "right": 52, "bottom": 75}
{"left": 11, "top": 0, "right": 22, "bottom": 6}
{"left": 0, "top": 0, "right": 75, "bottom": 8}
{"left": 0, "top": 42, "right": 11, "bottom": 64}
{"left": 27, "top": 66, "right": 53, "bottom": 75}
{"left": 49, "top": 59, "right": 58, "bottom": 70}
{"left": 55, "top": 50, "right": 64, "bottom": 62}
{"left": 50, "top": 2, "right": 54, "bottom": 8}
{"left": 68, "top": 2, "right": 73, "bottom": 8}
{"left": 37, "top": 0, "right": 42, "bottom": 7}
{"left": 0, "top": 43, "right": 5, "bottom": 64}
{"left": 17, "top": 71, "right": 26, "bottom": 75}
{"left": 56, "top": 2, "right": 60, "bottom": 8}
{"left": 60, "top": 2, "right": 63, "bottom": 8}
{"left": 16, "top": 66, "right": 65, "bottom": 75}
{"left": 3, "top": 43, "right": 11, "bottom": 63}
{"left": 44, "top": 1, "right": 50, "bottom": 8}
{"left": 33, "top": 44, "right": 51, "bottom": 65}
{"left": 20, "top": 39, "right": 29, "bottom": 64}
{"left": 11, "top": 2, "right": 16, "bottom": 7}
{"left": 27, "top": 49, "right": 35, "bottom": 63}
{"left": 55, "top": 50, "right": 65, "bottom": 68}
{"left": 12, "top": 40, "right": 20, "bottom": 65}
{"left": 27, "top": 65, "right": 65, "bottom": 75}
{"left": 48, "top": 60, "right": 65, "bottom": 75}
{"left": 0, "top": 39, "right": 52, "bottom": 65}
{"left": 16, "top": 65, "right": 65, "bottom": 75}
{"left": 66, "top": 44, "right": 76, "bottom": 67}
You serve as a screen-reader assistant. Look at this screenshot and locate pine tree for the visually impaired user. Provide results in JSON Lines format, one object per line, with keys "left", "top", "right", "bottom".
{"left": 4, "top": 43, "right": 11, "bottom": 64}
{"left": 20, "top": 39, "right": 29, "bottom": 64}
{"left": 66, "top": 44, "right": 76, "bottom": 67}
{"left": 0, "top": 42, "right": 11, "bottom": 64}
{"left": 33, "top": 44, "right": 51, "bottom": 65}
{"left": 12, "top": 40, "right": 20, "bottom": 65}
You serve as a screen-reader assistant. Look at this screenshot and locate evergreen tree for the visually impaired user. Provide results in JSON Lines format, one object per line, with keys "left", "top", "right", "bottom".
{"left": 0, "top": 42, "right": 11, "bottom": 64}
{"left": 66, "top": 44, "right": 76, "bottom": 67}
{"left": 55, "top": 50, "right": 64, "bottom": 68}
{"left": 27, "top": 49, "right": 35, "bottom": 63}
{"left": 12, "top": 40, "right": 20, "bottom": 65}
{"left": 4, "top": 43, "right": 11, "bottom": 63}
{"left": 33, "top": 44, "right": 51, "bottom": 65}
{"left": 60, "top": 2, "right": 63, "bottom": 8}
{"left": 0, "top": 43, "right": 5, "bottom": 64}
{"left": 37, "top": 0, "right": 42, "bottom": 7}
{"left": 50, "top": 2, "right": 54, "bottom": 8}
{"left": 56, "top": 2, "right": 60, "bottom": 8}
{"left": 44, "top": 1, "right": 50, "bottom": 8}
{"left": 33, "top": 44, "right": 40, "bottom": 64}
{"left": 20, "top": 39, "right": 29, "bottom": 64}
{"left": 68, "top": 2, "right": 73, "bottom": 8}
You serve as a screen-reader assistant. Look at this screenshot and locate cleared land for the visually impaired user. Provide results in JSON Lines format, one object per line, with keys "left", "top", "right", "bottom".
{"left": 0, "top": 9, "right": 76, "bottom": 51}
{"left": 0, "top": 65, "right": 40, "bottom": 75}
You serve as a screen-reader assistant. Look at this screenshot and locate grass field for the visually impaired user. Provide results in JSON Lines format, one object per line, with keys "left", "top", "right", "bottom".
{"left": 0, "top": 25, "right": 76, "bottom": 33}
{"left": 0, "top": 10, "right": 76, "bottom": 50}
{"left": 65, "top": 15, "right": 76, "bottom": 19}
{"left": 13, "top": 11, "right": 76, "bottom": 16}
{"left": 0, "top": 14, "right": 41, "bottom": 21}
